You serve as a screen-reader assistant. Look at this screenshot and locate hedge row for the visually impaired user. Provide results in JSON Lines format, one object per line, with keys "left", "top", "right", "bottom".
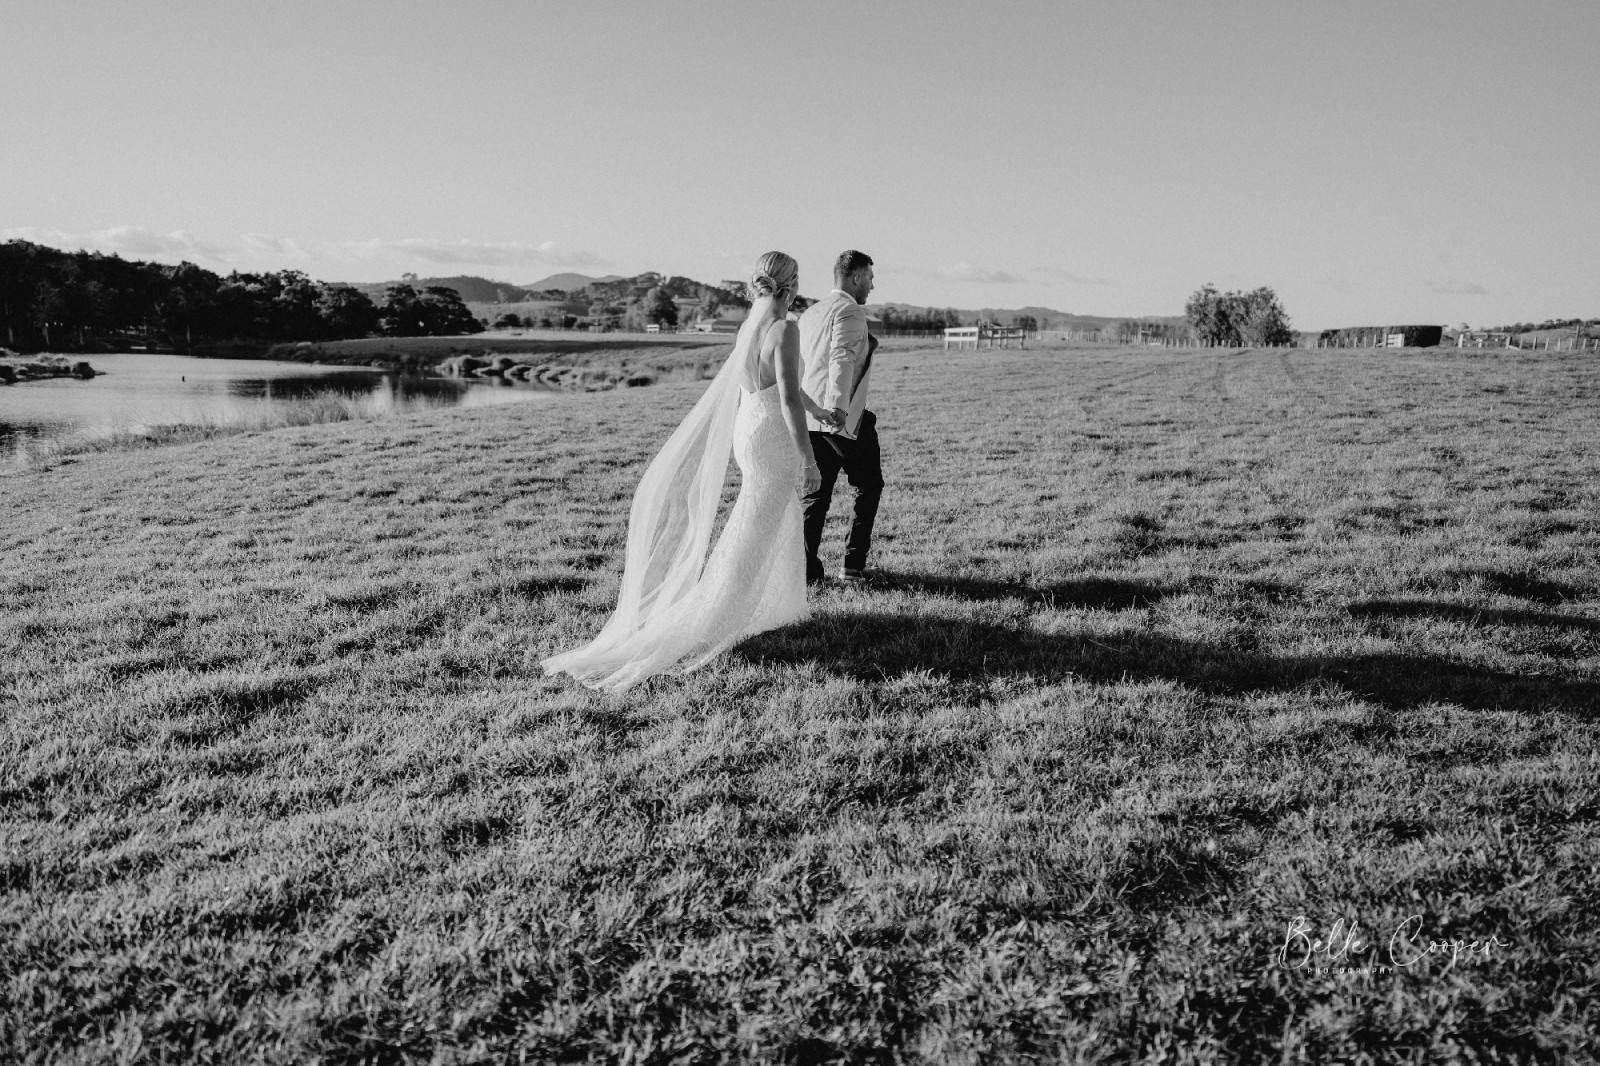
{"left": 1317, "top": 325, "right": 1443, "bottom": 348}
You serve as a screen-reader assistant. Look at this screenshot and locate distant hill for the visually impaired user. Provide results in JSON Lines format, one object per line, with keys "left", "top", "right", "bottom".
{"left": 452, "top": 272, "right": 756, "bottom": 330}
{"left": 524, "top": 272, "right": 624, "bottom": 292}
{"left": 337, "top": 275, "right": 539, "bottom": 303}
{"left": 336, "top": 273, "right": 630, "bottom": 304}
{"left": 336, "top": 273, "right": 1177, "bottom": 331}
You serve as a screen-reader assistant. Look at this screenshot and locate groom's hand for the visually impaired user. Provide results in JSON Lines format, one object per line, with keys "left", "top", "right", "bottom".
{"left": 829, "top": 407, "right": 847, "bottom": 429}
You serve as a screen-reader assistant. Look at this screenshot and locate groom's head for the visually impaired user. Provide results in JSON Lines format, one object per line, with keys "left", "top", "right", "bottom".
{"left": 834, "top": 250, "right": 875, "bottom": 304}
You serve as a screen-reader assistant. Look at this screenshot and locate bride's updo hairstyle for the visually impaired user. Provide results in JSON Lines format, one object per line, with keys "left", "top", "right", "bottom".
{"left": 748, "top": 251, "right": 799, "bottom": 301}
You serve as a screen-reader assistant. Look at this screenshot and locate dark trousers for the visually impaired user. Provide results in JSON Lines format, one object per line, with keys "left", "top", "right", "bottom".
{"left": 803, "top": 410, "right": 883, "bottom": 579}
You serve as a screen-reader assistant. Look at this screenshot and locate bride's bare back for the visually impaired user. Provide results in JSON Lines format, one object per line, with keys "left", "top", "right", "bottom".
{"left": 737, "top": 311, "right": 790, "bottom": 392}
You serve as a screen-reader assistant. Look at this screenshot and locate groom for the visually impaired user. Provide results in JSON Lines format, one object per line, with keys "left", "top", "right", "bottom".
{"left": 798, "top": 249, "right": 883, "bottom": 583}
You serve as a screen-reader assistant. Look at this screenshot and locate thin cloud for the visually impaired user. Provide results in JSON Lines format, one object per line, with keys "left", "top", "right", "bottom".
{"left": 937, "top": 262, "right": 1027, "bottom": 284}
{"left": 3, "top": 225, "right": 609, "bottom": 275}
{"left": 2, "top": 225, "right": 229, "bottom": 262}
{"left": 240, "top": 232, "right": 309, "bottom": 258}
{"left": 537, "top": 240, "right": 604, "bottom": 268}
{"left": 1426, "top": 279, "right": 1490, "bottom": 297}
{"left": 323, "top": 237, "right": 604, "bottom": 270}
{"left": 1034, "top": 265, "right": 1113, "bottom": 286}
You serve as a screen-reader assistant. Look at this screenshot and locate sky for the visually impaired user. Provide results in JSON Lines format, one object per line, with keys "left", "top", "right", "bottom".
{"left": 2, "top": 0, "right": 1595, "bottom": 329}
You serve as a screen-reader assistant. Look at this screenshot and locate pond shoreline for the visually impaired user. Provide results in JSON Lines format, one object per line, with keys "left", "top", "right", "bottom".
{"left": 5, "top": 332, "right": 730, "bottom": 394}
{"left": 266, "top": 333, "right": 727, "bottom": 391}
{"left": 6, "top": 393, "right": 402, "bottom": 468}
{"left": 0, "top": 351, "right": 563, "bottom": 467}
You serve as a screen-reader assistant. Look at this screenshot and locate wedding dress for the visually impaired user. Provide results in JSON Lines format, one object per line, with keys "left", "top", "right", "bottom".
{"left": 541, "top": 318, "right": 809, "bottom": 693}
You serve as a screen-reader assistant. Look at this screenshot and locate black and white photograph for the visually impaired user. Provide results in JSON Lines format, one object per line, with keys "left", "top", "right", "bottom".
{"left": 3, "top": 0, "right": 1597, "bottom": 1061}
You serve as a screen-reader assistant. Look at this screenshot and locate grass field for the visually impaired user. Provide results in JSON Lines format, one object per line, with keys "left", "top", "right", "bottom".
{"left": 3, "top": 343, "right": 1597, "bottom": 1062}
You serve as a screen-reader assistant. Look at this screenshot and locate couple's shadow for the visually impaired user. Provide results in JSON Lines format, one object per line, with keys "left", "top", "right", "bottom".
{"left": 730, "top": 571, "right": 1599, "bottom": 720}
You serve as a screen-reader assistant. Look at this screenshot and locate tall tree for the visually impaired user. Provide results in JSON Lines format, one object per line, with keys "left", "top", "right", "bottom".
{"left": 416, "top": 286, "right": 483, "bottom": 336}
{"left": 380, "top": 284, "right": 426, "bottom": 336}
{"left": 33, "top": 281, "right": 64, "bottom": 349}
{"left": 271, "top": 270, "right": 324, "bottom": 341}
{"left": 1235, "top": 287, "right": 1294, "bottom": 345}
{"left": 0, "top": 242, "right": 35, "bottom": 346}
{"left": 161, "top": 261, "right": 222, "bottom": 347}
{"left": 646, "top": 286, "right": 678, "bottom": 328}
{"left": 317, "top": 285, "right": 379, "bottom": 338}
{"left": 1187, "top": 284, "right": 1293, "bottom": 346}
{"left": 385, "top": 281, "right": 483, "bottom": 336}
{"left": 1185, "top": 283, "right": 1233, "bottom": 345}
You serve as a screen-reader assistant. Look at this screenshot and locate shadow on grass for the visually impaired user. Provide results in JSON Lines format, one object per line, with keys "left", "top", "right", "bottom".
{"left": 874, "top": 572, "right": 1175, "bottom": 609}
{"left": 161, "top": 675, "right": 319, "bottom": 746}
{"left": 508, "top": 575, "right": 589, "bottom": 598}
{"left": 875, "top": 571, "right": 1301, "bottom": 610}
{"left": 1474, "top": 569, "right": 1590, "bottom": 605}
{"left": 736, "top": 610, "right": 1598, "bottom": 719}
{"left": 1350, "top": 599, "right": 1600, "bottom": 633}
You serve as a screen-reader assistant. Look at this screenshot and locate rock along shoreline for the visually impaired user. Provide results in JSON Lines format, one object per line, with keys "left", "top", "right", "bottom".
{"left": 433, "top": 353, "right": 660, "bottom": 391}
{"left": 0, "top": 352, "right": 98, "bottom": 385}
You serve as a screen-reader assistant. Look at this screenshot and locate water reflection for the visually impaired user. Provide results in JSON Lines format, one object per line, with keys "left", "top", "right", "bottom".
{"left": 0, "top": 352, "right": 556, "bottom": 454}
{"left": 226, "top": 370, "right": 492, "bottom": 402}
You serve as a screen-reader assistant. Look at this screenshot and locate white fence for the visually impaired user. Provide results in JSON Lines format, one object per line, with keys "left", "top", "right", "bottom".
{"left": 943, "top": 326, "right": 1027, "bottom": 350}
{"left": 907, "top": 327, "right": 1598, "bottom": 352}
{"left": 1456, "top": 333, "right": 1597, "bottom": 351}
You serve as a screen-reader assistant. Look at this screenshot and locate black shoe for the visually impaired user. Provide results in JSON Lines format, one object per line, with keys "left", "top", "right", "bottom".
{"left": 839, "top": 567, "right": 868, "bottom": 581}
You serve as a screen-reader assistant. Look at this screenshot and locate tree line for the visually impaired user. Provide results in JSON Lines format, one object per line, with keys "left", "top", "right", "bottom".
{"left": 876, "top": 307, "right": 967, "bottom": 332}
{"left": 0, "top": 240, "right": 482, "bottom": 353}
{"left": 1486, "top": 317, "right": 1599, "bottom": 335}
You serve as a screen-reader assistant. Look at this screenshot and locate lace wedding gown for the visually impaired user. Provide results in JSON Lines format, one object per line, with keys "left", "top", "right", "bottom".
{"left": 541, "top": 329, "right": 809, "bottom": 693}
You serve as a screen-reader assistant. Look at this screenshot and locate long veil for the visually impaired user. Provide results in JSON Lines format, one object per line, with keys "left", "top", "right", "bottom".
{"left": 540, "top": 314, "right": 769, "bottom": 690}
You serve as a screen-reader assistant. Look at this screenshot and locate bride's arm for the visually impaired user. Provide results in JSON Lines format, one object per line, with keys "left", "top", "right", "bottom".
{"left": 775, "top": 322, "right": 821, "bottom": 487}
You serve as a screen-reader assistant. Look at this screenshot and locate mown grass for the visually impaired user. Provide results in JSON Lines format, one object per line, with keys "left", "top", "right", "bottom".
{"left": 3, "top": 343, "right": 1597, "bottom": 1063}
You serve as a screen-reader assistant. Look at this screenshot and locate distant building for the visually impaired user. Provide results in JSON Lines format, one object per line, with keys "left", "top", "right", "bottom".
{"left": 1455, "top": 330, "right": 1516, "bottom": 348}
{"left": 692, "top": 318, "right": 744, "bottom": 334}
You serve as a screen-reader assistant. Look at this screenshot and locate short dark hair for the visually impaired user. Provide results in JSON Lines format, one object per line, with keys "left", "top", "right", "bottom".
{"left": 833, "top": 250, "right": 873, "bottom": 279}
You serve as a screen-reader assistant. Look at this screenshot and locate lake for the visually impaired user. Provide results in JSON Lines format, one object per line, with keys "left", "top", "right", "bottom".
{"left": 0, "top": 352, "right": 557, "bottom": 455}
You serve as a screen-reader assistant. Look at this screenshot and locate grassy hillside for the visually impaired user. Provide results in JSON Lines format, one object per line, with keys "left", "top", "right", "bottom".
{"left": 4, "top": 344, "right": 1597, "bottom": 1061}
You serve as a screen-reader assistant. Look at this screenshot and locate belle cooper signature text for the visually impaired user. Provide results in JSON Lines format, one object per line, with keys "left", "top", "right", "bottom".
{"left": 1278, "top": 915, "right": 1509, "bottom": 971}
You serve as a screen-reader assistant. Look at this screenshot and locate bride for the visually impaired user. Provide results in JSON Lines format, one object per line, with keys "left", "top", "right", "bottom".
{"left": 542, "top": 251, "right": 838, "bottom": 693}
